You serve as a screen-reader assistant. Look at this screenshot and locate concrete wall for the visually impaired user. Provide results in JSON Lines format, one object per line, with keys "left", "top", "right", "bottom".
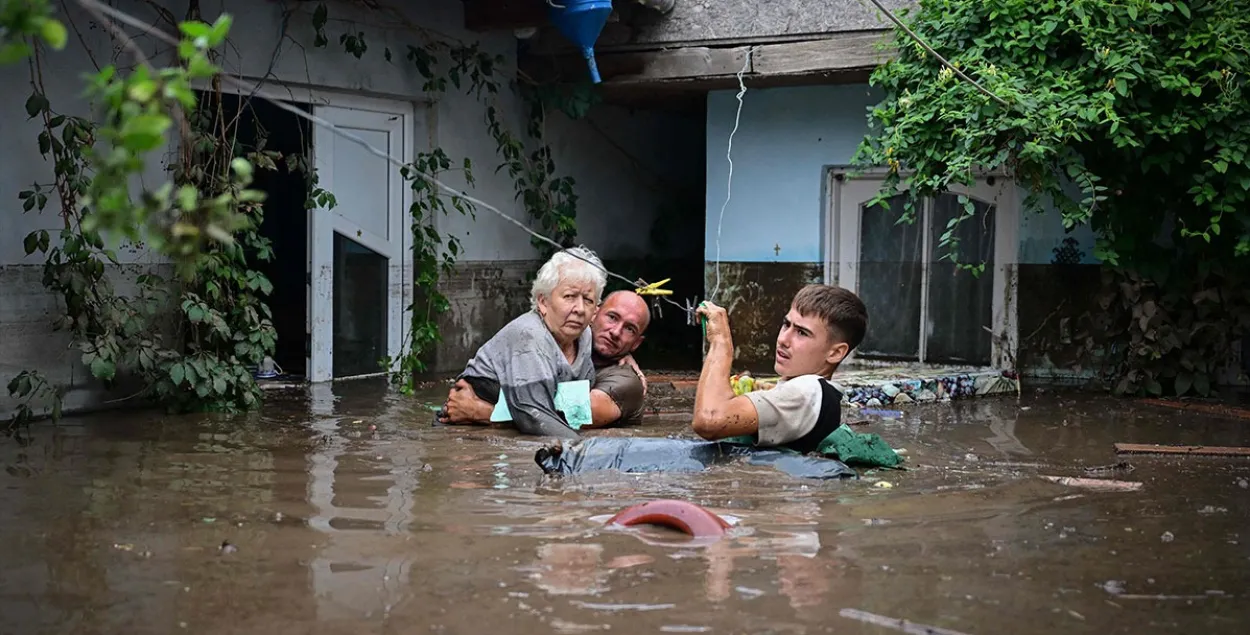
{"left": 0, "top": 0, "right": 703, "bottom": 415}
{"left": 703, "top": 83, "right": 1101, "bottom": 370}
{"left": 529, "top": 0, "right": 917, "bottom": 51}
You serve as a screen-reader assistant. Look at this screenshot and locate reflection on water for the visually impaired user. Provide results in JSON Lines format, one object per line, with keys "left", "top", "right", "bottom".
{"left": 306, "top": 382, "right": 424, "bottom": 622}
{"left": 1, "top": 380, "right": 1249, "bottom": 634}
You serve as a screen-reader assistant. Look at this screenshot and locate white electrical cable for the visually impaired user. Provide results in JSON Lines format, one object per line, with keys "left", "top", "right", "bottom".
{"left": 709, "top": 47, "right": 755, "bottom": 304}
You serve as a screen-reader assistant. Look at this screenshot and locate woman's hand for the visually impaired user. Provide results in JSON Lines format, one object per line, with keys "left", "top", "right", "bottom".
{"left": 618, "top": 354, "right": 647, "bottom": 395}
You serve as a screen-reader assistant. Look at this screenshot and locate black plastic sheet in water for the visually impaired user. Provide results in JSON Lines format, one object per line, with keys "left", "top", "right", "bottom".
{"left": 534, "top": 437, "right": 859, "bottom": 480}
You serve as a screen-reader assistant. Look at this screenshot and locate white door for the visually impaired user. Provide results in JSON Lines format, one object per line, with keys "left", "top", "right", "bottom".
{"left": 308, "top": 100, "right": 414, "bottom": 382}
{"left": 827, "top": 173, "right": 1019, "bottom": 367}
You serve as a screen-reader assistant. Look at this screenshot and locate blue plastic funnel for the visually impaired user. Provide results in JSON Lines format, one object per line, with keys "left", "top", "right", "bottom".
{"left": 548, "top": 0, "right": 613, "bottom": 83}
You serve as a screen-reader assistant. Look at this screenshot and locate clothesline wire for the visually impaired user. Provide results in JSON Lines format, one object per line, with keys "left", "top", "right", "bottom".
{"left": 78, "top": 0, "right": 698, "bottom": 319}
{"left": 859, "top": 0, "right": 1007, "bottom": 105}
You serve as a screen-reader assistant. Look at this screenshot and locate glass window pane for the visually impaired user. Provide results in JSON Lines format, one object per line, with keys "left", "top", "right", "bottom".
{"left": 856, "top": 195, "right": 922, "bottom": 360}
{"left": 333, "top": 232, "right": 389, "bottom": 378}
{"left": 926, "top": 194, "right": 995, "bottom": 364}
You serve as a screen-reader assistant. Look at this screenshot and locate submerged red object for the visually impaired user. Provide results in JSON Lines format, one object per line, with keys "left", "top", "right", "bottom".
{"left": 605, "top": 500, "right": 731, "bottom": 538}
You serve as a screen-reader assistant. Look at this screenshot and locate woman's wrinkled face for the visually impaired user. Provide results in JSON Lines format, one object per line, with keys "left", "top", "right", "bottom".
{"left": 538, "top": 279, "right": 598, "bottom": 345}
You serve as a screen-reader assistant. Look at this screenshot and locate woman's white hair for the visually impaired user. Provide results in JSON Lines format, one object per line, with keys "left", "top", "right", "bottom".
{"left": 530, "top": 246, "right": 608, "bottom": 311}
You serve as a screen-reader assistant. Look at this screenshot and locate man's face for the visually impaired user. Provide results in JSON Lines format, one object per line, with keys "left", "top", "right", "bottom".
{"left": 592, "top": 293, "right": 649, "bottom": 360}
{"left": 774, "top": 305, "right": 849, "bottom": 378}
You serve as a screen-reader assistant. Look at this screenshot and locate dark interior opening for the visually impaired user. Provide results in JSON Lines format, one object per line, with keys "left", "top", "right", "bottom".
{"left": 201, "top": 90, "right": 312, "bottom": 378}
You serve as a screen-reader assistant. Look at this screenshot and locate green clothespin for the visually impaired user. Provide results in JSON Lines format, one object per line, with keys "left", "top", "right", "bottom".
{"left": 698, "top": 301, "right": 707, "bottom": 338}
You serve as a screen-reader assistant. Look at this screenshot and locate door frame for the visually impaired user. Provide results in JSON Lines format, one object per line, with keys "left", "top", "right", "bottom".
{"left": 824, "top": 168, "right": 1020, "bottom": 368}
{"left": 191, "top": 79, "right": 427, "bottom": 382}
{"left": 308, "top": 92, "right": 421, "bottom": 383}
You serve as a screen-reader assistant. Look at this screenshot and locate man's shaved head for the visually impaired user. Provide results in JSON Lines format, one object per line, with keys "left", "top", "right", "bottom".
{"left": 592, "top": 290, "right": 651, "bottom": 360}
{"left": 605, "top": 290, "right": 651, "bottom": 330}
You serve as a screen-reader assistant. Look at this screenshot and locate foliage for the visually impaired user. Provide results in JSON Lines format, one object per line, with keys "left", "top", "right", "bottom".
{"left": 383, "top": 148, "right": 476, "bottom": 390}
{"left": 161, "top": 89, "right": 285, "bottom": 412}
{"left": 0, "top": 0, "right": 67, "bottom": 63}
{"left": 6, "top": 10, "right": 285, "bottom": 429}
{"left": 855, "top": 0, "right": 1250, "bottom": 396}
{"left": 5, "top": 370, "right": 60, "bottom": 432}
{"left": 1070, "top": 267, "right": 1250, "bottom": 398}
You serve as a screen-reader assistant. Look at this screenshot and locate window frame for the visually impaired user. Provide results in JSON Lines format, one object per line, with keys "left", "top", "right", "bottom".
{"left": 823, "top": 168, "right": 1020, "bottom": 368}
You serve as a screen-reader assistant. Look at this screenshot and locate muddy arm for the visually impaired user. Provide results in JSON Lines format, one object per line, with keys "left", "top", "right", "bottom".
{"left": 437, "top": 379, "right": 495, "bottom": 425}
{"left": 691, "top": 314, "right": 760, "bottom": 439}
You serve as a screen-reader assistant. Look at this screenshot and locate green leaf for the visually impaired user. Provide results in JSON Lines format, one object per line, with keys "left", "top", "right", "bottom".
{"left": 179, "top": 21, "right": 212, "bottom": 40}
{"left": 128, "top": 78, "right": 158, "bottom": 102}
{"left": 23, "top": 232, "right": 38, "bottom": 255}
{"left": 90, "top": 356, "right": 116, "bottom": 381}
{"left": 120, "top": 114, "right": 172, "bottom": 152}
{"left": 25, "top": 92, "right": 49, "bottom": 118}
{"left": 170, "top": 363, "right": 186, "bottom": 386}
{"left": 208, "top": 15, "right": 233, "bottom": 46}
{"left": 1174, "top": 372, "right": 1192, "bottom": 396}
{"left": 1193, "top": 373, "right": 1211, "bottom": 396}
{"left": 231, "top": 157, "right": 254, "bottom": 179}
{"left": 187, "top": 54, "right": 218, "bottom": 78}
{"left": 213, "top": 377, "right": 227, "bottom": 395}
{"left": 40, "top": 19, "right": 68, "bottom": 50}
{"left": 0, "top": 41, "right": 33, "bottom": 64}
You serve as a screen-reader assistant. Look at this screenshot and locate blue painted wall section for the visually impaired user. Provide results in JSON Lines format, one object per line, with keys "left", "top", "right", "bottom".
{"left": 705, "top": 84, "right": 880, "bottom": 263}
{"left": 703, "top": 83, "right": 1101, "bottom": 266}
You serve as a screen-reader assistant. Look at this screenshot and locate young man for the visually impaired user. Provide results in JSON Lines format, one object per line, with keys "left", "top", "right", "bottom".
{"left": 439, "top": 290, "right": 652, "bottom": 429}
{"left": 691, "top": 284, "right": 868, "bottom": 452}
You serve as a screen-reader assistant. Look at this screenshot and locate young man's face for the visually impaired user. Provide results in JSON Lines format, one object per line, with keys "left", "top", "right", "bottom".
{"left": 773, "top": 305, "right": 850, "bottom": 378}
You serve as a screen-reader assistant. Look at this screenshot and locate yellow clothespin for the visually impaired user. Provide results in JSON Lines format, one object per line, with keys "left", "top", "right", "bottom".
{"left": 634, "top": 278, "right": 673, "bottom": 296}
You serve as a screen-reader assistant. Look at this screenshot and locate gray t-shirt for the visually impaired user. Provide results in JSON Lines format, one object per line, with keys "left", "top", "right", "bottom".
{"left": 459, "top": 311, "right": 594, "bottom": 438}
{"left": 743, "top": 375, "right": 828, "bottom": 446}
{"left": 593, "top": 361, "right": 645, "bottom": 426}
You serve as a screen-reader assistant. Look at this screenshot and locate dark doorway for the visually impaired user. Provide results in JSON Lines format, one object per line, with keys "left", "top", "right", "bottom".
{"left": 202, "top": 90, "right": 312, "bottom": 378}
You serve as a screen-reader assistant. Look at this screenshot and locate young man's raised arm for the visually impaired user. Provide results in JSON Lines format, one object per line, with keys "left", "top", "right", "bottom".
{"left": 691, "top": 302, "right": 760, "bottom": 440}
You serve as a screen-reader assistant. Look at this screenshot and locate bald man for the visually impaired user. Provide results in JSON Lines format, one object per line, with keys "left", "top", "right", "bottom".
{"left": 439, "top": 290, "right": 652, "bottom": 429}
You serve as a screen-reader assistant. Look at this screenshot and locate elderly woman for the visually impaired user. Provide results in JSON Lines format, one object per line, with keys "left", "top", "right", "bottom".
{"left": 440, "top": 246, "right": 606, "bottom": 438}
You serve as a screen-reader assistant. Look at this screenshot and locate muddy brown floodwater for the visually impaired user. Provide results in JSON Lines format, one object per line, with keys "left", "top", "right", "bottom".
{"left": 2, "top": 380, "right": 1249, "bottom": 635}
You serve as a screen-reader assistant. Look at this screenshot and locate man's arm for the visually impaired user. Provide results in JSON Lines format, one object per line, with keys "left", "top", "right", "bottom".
{"left": 583, "top": 389, "right": 623, "bottom": 429}
{"left": 582, "top": 365, "right": 645, "bottom": 429}
{"left": 437, "top": 379, "right": 495, "bottom": 425}
{"left": 691, "top": 302, "right": 761, "bottom": 440}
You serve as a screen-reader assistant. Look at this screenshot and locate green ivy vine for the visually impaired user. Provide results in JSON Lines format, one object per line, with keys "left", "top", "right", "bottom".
{"left": 6, "top": 8, "right": 289, "bottom": 429}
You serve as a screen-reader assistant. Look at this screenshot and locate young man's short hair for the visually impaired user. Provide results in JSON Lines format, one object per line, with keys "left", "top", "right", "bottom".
{"left": 791, "top": 284, "right": 868, "bottom": 350}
